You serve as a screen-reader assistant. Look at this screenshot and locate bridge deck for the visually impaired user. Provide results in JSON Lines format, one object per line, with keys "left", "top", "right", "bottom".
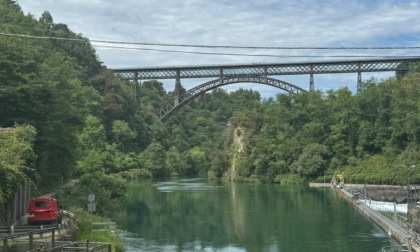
{"left": 112, "top": 57, "right": 420, "bottom": 80}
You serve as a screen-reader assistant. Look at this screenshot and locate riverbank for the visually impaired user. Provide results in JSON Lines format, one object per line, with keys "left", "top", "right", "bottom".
{"left": 333, "top": 186, "right": 420, "bottom": 251}
{"left": 309, "top": 183, "right": 409, "bottom": 202}
{"left": 309, "top": 183, "right": 331, "bottom": 188}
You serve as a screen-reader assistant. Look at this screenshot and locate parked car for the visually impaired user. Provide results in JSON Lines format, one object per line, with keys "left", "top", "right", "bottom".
{"left": 27, "top": 197, "right": 62, "bottom": 225}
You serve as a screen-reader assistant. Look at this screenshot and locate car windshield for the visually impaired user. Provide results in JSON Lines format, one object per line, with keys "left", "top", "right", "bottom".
{"left": 34, "top": 201, "right": 49, "bottom": 207}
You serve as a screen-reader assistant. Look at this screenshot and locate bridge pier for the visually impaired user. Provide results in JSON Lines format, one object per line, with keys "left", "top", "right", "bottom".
{"left": 310, "top": 65, "right": 314, "bottom": 92}
{"left": 264, "top": 66, "right": 268, "bottom": 82}
{"left": 174, "top": 70, "right": 181, "bottom": 106}
{"left": 357, "top": 64, "right": 362, "bottom": 94}
{"left": 133, "top": 72, "right": 139, "bottom": 101}
{"left": 135, "top": 80, "right": 141, "bottom": 102}
{"left": 133, "top": 72, "right": 138, "bottom": 84}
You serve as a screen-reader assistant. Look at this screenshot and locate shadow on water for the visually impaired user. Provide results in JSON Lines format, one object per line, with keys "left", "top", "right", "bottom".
{"left": 113, "top": 178, "right": 391, "bottom": 251}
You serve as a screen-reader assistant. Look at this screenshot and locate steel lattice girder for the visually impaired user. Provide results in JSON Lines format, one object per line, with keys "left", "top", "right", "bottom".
{"left": 112, "top": 57, "right": 420, "bottom": 80}
{"left": 158, "top": 76, "right": 307, "bottom": 120}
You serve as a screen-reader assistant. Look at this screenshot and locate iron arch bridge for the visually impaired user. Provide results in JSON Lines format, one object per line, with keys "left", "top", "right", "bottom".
{"left": 159, "top": 76, "right": 306, "bottom": 120}
{"left": 111, "top": 57, "right": 420, "bottom": 120}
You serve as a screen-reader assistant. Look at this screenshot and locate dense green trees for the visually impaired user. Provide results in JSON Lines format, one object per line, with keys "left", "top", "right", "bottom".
{"left": 0, "top": 0, "right": 147, "bottom": 217}
{"left": 2, "top": 0, "right": 420, "bottom": 223}
{"left": 222, "top": 72, "right": 420, "bottom": 184}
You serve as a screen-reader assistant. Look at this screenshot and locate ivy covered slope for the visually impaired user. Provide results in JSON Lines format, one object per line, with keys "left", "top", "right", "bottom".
{"left": 221, "top": 70, "right": 420, "bottom": 185}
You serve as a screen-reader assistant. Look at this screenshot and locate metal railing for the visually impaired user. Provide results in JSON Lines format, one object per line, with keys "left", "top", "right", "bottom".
{"left": 381, "top": 245, "right": 409, "bottom": 252}
{"left": 343, "top": 186, "right": 408, "bottom": 230}
{"left": 1, "top": 212, "right": 76, "bottom": 252}
{"left": 1, "top": 224, "right": 65, "bottom": 236}
{"left": 343, "top": 186, "right": 420, "bottom": 251}
{"left": 1, "top": 227, "right": 58, "bottom": 252}
{"left": 91, "top": 222, "right": 116, "bottom": 233}
{"left": 27, "top": 240, "right": 112, "bottom": 252}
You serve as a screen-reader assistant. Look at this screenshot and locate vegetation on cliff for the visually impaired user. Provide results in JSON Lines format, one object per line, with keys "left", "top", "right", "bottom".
{"left": 222, "top": 73, "right": 420, "bottom": 185}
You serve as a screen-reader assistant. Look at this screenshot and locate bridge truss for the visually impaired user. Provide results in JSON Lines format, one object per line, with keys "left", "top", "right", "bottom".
{"left": 159, "top": 76, "right": 306, "bottom": 120}
{"left": 112, "top": 57, "right": 420, "bottom": 119}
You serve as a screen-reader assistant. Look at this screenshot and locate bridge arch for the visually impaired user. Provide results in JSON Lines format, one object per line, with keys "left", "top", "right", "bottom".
{"left": 159, "top": 76, "right": 307, "bottom": 120}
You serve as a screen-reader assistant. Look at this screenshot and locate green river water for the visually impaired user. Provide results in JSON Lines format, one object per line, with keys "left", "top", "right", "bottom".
{"left": 112, "top": 178, "right": 392, "bottom": 251}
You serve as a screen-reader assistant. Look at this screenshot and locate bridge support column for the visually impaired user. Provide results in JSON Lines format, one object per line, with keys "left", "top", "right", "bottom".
{"left": 133, "top": 72, "right": 139, "bottom": 101}
{"left": 357, "top": 64, "right": 362, "bottom": 94}
{"left": 264, "top": 67, "right": 268, "bottom": 82}
{"left": 174, "top": 70, "right": 181, "bottom": 106}
{"left": 137, "top": 80, "right": 141, "bottom": 102}
{"left": 310, "top": 65, "right": 314, "bottom": 92}
{"left": 133, "top": 72, "right": 138, "bottom": 83}
{"left": 220, "top": 69, "right": 224, "bottom": 84}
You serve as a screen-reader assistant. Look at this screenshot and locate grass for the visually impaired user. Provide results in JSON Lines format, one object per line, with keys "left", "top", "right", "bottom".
{"left": 69, "top": 207, "right": 125, "bottom": 252}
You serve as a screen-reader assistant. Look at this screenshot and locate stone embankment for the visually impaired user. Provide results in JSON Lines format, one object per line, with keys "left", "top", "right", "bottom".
{"left": 309, "top": 183, "right": 409, "bottom": 203}
{"left": 339, "top": 184, "right": 420, "bottom": 251}
{"left": 348, "top": 184, "right": 409, "bottom": 203}
{"left": 310, "top": 183, "right": 420, "bottom": 251}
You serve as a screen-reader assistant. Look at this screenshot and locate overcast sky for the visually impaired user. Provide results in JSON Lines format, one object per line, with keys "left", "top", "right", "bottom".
{"left": 16, "top": 0, "right": 420, "bottom": 97}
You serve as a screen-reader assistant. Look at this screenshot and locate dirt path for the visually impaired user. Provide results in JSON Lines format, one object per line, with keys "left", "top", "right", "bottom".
{"left": 41, "top": 179, "right": 79, "bottom": 198}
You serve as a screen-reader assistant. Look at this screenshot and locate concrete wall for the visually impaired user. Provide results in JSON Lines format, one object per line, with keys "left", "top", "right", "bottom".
{"left": 1, "top": 180, "right": 31, "bottom": 226}
{"left": 409, "top": 205, "right": 420, "bottom": 244}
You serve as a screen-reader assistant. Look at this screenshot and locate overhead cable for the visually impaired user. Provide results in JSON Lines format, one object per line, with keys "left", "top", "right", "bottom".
{"left": 1, "top": 32, "right": 420, "bottom": 51}
{"left": 94, "top": 45, "right": 420, "bottom": 58}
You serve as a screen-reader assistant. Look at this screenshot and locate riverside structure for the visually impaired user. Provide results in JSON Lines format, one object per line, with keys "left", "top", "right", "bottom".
{"left": 329, "top": 183, "right": 420, "bottom": 251}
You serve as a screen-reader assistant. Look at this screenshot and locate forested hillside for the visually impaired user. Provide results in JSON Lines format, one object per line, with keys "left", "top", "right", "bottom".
{"left": 0, "top": 0, "right": 258, "bottom": 216}
{"left": 222, "top": 74, "right": 420, "bottom": 185}
{"left": 1, "top": 0, "right": 420, "bottom": 220}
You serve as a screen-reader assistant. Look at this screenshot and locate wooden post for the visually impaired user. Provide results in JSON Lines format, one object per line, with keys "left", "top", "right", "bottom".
{"left": 4, "top": 238, "right": 8, "bottom": 252}
{"left": 29, "top": 233, "right": 34, "bottom": 250}
{"left": 51, "top": 229, "right": 55, "bottom": 248}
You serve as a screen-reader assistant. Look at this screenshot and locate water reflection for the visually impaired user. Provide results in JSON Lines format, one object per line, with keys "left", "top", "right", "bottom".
{"left": 113, "top": 178, "right": 391, "bottom": 251}
{"left": 154, "top": 178, "right": 222, "bottom": 192}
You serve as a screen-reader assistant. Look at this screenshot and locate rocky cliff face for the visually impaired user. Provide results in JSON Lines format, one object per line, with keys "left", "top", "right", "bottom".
{"left": 224, "top": 123, "right": 246, "bottom": 181}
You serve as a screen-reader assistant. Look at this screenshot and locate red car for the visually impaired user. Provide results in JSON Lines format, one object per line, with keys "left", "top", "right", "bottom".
{"left": 27, "top": 197, "right": 62, "bottom": 225}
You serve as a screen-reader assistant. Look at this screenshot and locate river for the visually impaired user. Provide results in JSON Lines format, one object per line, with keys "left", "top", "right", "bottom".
{"left": 112, "top": 178, "right": 392, "bottom": 251}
